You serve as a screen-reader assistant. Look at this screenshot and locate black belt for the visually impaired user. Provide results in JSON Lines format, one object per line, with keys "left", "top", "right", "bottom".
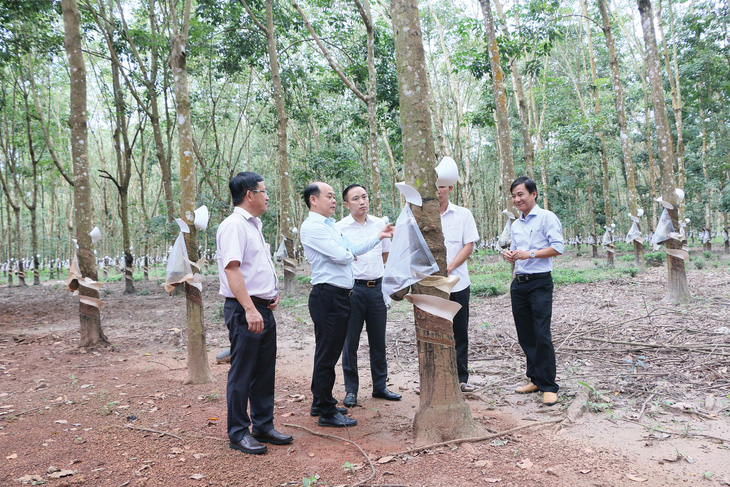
{"left": 354, "top": 277, "right": 382, "bottom": 288}
{"left": 315, "top": 283, "right": 354, "bottom": 297}
{"left": 514, "top": 272, "right": 551, "bottom": 283}
{"left": 251, "top": 296, "right": 276, "bottom": 307}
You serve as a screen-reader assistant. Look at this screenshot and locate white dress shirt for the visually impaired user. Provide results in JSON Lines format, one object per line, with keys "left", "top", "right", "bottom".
{"left": 441, "top": 202, "right": 479, "bottom": 293}
{"left": 335, "top": 214, "right": 391, "bottom": 280}
{"left": 300, "top": 212, "right": 380, "bottom": 289}
{"left": 216, "top": 206, "right": 278, "bottom": 300}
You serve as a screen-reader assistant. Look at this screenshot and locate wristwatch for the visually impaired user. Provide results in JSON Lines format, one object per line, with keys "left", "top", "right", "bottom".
{"left": 529, "top": 250, "right": 536, "bottom": 259}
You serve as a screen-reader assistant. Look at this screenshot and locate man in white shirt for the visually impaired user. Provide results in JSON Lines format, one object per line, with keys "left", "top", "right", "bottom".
{"left": 216, "top": 172, "right": 292, "bottom": 454}
{"left": 336, "top": 184, "right": 401, "bottom": 409}
{"left": 438, "top": 184, "right": 479, "bottom": 392}
{"left": 300, "top": 182, "right": 393, "bottom": 427}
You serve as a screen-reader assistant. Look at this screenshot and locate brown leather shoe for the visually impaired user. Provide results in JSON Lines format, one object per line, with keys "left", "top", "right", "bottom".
{"left": 515, "top": 382, "right": 539, "bottom": 394}
{"left": 543, "top": 392, "right": 558, "bottom": 406}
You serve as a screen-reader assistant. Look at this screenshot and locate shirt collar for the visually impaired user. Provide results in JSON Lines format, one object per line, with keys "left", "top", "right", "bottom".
{"left": 520, "top": 204, "right": 541, "bottom": 221}
{"left": 308, "top": 211, "right": 335, "bottom": 224}
{"left": 340, "top": 214, "right": 372, "bottom": 227}
{"left": 234, "top": 206, "right": 255, "bottom": 220}
{"left": 442, "top": 202, "right": 456, "bottom": 215}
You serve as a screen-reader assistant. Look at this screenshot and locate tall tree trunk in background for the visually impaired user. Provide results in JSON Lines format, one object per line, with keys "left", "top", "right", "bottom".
{"left": 98, "top": 8, "right": 136, "bottom": 294}
{"left": 581, "top": 0, "right": 613, "bottom": 266}
{"left": 638, "top": 0, "right": 689, "bottom": 304}
{"left": 479, "top": 0, "right": 515, "bottom": 229}
{"left": 657, "top": 0, "right": 685, "bottom": 220}
{"left": 699, "top": 109, "right": 711, "bottom": 251}
{"left": 169, "top": 0, "right": 213, "bottom": 384}
{"left": 356, "top": 0, "right": 383, "bottom": 216}
{"left": 598, "top": 0, "right": 643, "bottom": 269}
{"left": 641, "top": 60, "right": 658, "bottom": 229}
{"left": 62, "top": 0, "right": 108, "bottom": 347}
{"left": 264, "top": 0, "right": 296, "bottom": 294}
{"left": 391, "top": 0, "right": 483, "bottom": 445}
{"left": 493, "top": 0, "right": 534, "bottom": 178}
{"left": 428, "top": 0, "right": 472, "bottom": 207}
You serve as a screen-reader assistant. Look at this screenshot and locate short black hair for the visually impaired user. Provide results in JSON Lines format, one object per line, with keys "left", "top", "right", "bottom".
{"left": 342, "top": 183, "right": 366, "bottom": 201}
{"left": 303, "top": 183, "right": 321, "bottom": 209}
{"left": 510, "top": 176, "right": 538, "bottom": 196}
{"left": 230, "top": 172, "right": 263, "bottom": 206}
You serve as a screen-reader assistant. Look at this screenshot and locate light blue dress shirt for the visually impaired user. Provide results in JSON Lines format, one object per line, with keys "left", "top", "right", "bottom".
{"left": 510, "top": 205, "right": 564, "bottom": 275}
{"left": 301, "top": 212, "right": 381, "bottom": 289}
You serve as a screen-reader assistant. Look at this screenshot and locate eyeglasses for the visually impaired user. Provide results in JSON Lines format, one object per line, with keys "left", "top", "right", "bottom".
{"left": 250, "top": 189, "right": 268, "bottom": 195}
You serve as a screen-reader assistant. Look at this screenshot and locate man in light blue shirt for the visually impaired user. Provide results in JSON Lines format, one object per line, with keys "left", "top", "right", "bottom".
{"left": 504, "top": 177, "right": 564, "bottom": 406}
{"left": 300, "top": 182, "right": 393, "bottom": 427}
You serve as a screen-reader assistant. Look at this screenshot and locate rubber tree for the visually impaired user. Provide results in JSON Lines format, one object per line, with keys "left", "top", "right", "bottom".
{"left": 637, "top": 0, "right": 689, "bottom": 304}
{"left": 62, "top": 0, "right": 109, "bottom": 347}
{"left": 169, "top": 0, "right": 213, "bottom": 384}
{"left": 479, "top": 0, "right": 516, "bottom": 251}
{"left": 390, "top": 0, "right": 483, "bottom": 446}
{"left": 598, "top": 0, "right": 643, "bottom": 270}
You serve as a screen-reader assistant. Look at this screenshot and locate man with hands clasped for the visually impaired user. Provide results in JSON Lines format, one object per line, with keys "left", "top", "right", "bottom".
{"left": 503, "top": 177, "right": 564, "bottom": 406}
{"left": 216, "top": 172, "right": 292, "bottom": 455}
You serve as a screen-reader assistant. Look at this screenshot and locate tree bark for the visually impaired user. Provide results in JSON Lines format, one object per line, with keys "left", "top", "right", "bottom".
{"left": 493, "top": 0, "right": 534, "bottom": 178}
{"left": 581, "top": 0, "right": 613, "bottom": 266}
{"left": 479, "top": 0, "right": 515, "bottom": 237}
{"left": 62, "top": 0, "right": 108, "bottom": 347}
{"left": 391, "top": 0, "right": 482, "bottom": 446}
{"left": 169, "top": 0, "right": 213, "bottom": 384}
{"left": 598, "top": 0, "right": 642, "bottom": 269}
{"left": 637, "top": 0, "right": 689, "bottom": 304}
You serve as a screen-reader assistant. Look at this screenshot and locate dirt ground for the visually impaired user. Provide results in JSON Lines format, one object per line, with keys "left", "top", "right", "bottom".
{"left": 1, "top": 248, "right": 729, "bottom": 487}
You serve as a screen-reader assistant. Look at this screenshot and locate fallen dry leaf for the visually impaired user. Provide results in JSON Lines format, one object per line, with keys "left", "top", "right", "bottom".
{"left": 580, "top": 469, "right": 592, "bottom": 474}
{"left": 546, "top": 467, "right": 559, "bottom": 476}
{"left": 307, "top": 452, "right": 315, "bottom": 458}
{"left": 474, "top": 460, "right": 489, "bottom": 467}
{"left": 289, "top": 394, "right": 305, "bottom": 402}
{"left": 484, "top": 478, "right": 502, "bottom": 483}
{"left": 377, "top": 456, "right": 395, "bottom": 464}
{"left": 170, "top": 448, "right": 184, "bottom": 455}
{"left": 626, "top": 473, "right": 648, "bottom": 482}
{"left": 6, "top": 453, "right": 17, "bottom": 459}
{"left": 15, "top": 474, "right": 44, "bottom": 483}
{"left": 48, "top": 469, "right": 75, "bottom": 479}
{"left": 208, "top": 417, "right": 219, "bottom": 421}
{"left": 281, "top": 412, "right": 294, "bottom": 418}
{"left": 189, "top": 473, "right": 205, "bottom": 480}
{"left": 516, "top": 458, "right": 533, "bottom": 470}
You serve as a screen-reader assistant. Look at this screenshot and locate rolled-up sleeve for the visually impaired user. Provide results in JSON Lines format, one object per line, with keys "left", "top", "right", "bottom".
{"left": 545, "top": 213, "right": 564, "bottom": 254}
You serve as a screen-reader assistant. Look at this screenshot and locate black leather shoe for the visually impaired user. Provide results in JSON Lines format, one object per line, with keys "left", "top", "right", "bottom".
{"left": 310, "top": 405, "right": 347, "bottom": 417}
{"left": 252, "top": 428, "right": 293, "bottom": 445}
{"left": 230, "top": 433, "right": 267, "bottom": 454}
{"left": 343, "top": 392, "right": 357, "bottom": 408}
{"left": 318, "top": 412, "right": 357, "bottom": 427}
{"left": 372, "top": 388, "right": 402, "bottom": 401}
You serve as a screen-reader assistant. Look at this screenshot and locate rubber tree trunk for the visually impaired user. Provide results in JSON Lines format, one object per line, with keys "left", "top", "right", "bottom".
{"left": 479, "top": 0, "right": 515, "bottom": 216}
{"left": 391, "top": 0, "right": 483, "bottom": 446}
{"left": 598, "top": 0, "right": 643, "bottom": 270}
{"left": 638, "top": 0, "right": 689, "bottom": 304}
{"left": 62, "top": 0, "right": 108, "bottom": 348}
{"left": 259, "top": 0, "right": 297, "bottom": 295}
{"left": 170, "top": 0, "right": 213, "bottom": 384}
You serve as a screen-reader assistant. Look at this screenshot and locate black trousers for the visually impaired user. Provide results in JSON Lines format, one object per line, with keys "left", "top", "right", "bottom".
{"left": 342, "top": 282, "right": 388, "bottom": 394}
{"left": 449, "top": 286, "right": 471, "bottom": 384}
{"left": 510, "top": 276, "right": 558, "bottom": 393}
{"left": 224, "top": 298, "right": 277, "bottom": 442}
{"left": 309, "top": 284, "right": 351, "bottom": 417}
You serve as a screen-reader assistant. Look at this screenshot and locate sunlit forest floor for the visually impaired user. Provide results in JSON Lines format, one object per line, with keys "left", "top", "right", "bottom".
{"left": 1, "top": 243, "right": 729, "bottom": 486}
